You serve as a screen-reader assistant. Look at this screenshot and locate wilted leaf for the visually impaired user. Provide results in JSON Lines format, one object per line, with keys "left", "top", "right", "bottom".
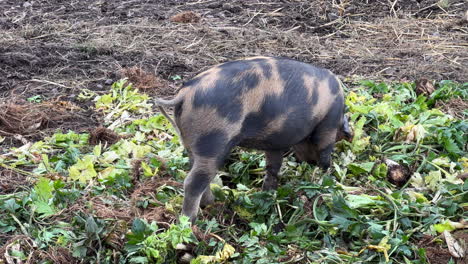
{"left": 406, "top": 191, "right": 429, "bottom": 203}
{"left": 350, "top": 116, "right": 370, "bottom": 153}
{"left": 434, "top": 221, "right": 456, "bottom": 233}
{"left": 195, "top": 243, "right": 236, "bottom": 263}
{"left": 444, "top": 230, "right": 466, "bottom": 258}
{"left": 100, "top": 151, "right": 120, "bottom": 163}
{"left": 425, "top": 170, "right": 442, "bottom": 191}
{"left": 346, "top": 194, "right": 379, "bottom": 209}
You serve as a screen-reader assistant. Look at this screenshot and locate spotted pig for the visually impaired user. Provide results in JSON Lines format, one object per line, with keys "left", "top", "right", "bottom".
{"left": 154, "top": 56, "right": 351, "bottom": 223}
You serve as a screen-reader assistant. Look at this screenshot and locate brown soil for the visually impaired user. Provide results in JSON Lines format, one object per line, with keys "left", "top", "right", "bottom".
{"left": 0, "top": 0, "right": 467, "bottom": 148}
{"left": 419, "top": 232, "right": 468, "bottom": 264}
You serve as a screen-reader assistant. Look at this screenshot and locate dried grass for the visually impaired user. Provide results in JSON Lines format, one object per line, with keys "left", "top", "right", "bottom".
{"left": 0, "top": 235, "right": 78, "bottom": 264}
{"left": 435, "top": 97, "right": 468, "bottom": 119}
{"left": 131, "top": 177, "right": 182, "bottom": 201}
{"left": 0, "top": 99, "right": 82, "bottom": 136}
{"left": 84, "top": 175, "right": 182, "bottom": 226}
{"left": 90, "top": 196, "right": 134, "bottom": 222}
{"left": 38, "top": 247, "right": 78, "bottom": 264}
{"left": 0, "top": 168, "right": 30, "bottom": 194}
{"left": 0, "top": 235, "right": 44, "bottom": 264}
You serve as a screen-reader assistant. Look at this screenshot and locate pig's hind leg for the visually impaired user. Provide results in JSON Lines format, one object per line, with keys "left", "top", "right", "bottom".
{"left": 182, "top": 157, "right": 219, "bottom": 223}
{"left": 182, "top": 135, "right": 236, "bottom": 223}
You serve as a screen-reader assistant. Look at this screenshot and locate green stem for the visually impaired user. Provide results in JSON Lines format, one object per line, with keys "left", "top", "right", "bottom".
{"left": 10, "top": 213, "right": 29, "bottom": 236}
{"left": 0, "top": 163, "right": 37, "bottom": 177}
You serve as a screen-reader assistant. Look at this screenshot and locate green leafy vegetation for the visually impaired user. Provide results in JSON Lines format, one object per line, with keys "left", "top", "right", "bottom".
{"left": 0, "top": 80, "right": 466, "bottom": 263}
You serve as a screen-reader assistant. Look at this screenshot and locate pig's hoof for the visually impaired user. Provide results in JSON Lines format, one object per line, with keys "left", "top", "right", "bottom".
{"left": 262, "top": 177, "right": 278, "bottom": 191}
{"left": 200, "top": 191, "right": 215, "bottom": 207}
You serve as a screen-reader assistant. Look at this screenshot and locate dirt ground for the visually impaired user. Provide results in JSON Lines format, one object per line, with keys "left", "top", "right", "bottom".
{"left": 0, "top": 0, "right": 467, "bottom": 146}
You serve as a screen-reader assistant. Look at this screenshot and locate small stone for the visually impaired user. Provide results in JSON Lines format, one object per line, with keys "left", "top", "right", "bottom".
{"left": 327, "top": 13, "right": 339, "bottom": 20}
{"left": 179, "top": 252, "right": 194, "bottom": 263}
{"left": 105, "top": 79, "right": 113, "bottom": 85}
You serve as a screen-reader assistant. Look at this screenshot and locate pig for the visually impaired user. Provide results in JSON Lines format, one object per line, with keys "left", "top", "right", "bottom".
{"left": 153, "top": 56, "right": 351, "bottom": 223}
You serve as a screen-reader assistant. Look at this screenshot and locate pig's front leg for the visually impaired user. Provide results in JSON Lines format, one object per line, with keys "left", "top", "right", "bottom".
{"left": 262, "top": 150, "right": 284, "bottom": 191}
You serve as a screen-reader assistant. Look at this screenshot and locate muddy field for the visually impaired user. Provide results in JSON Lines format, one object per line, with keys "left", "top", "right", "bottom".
{"left": 0, "top": 0, "right": 467, "bottom": 146}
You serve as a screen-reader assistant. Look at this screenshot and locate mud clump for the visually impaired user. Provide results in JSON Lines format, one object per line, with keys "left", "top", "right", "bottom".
{"left": 88, "top": 127, "right": 121, "bottom": 146}
{"left": 384, "top": 158, "right": 411, "bottom": 187}
{"left": 170, "top": 11, "right": 201, "bottom": 23}
{"left": 120, "top": 66, "right": 169, "bottom": 94}
{"left": 415, "top": 78, "right": 435, "bottom": 96}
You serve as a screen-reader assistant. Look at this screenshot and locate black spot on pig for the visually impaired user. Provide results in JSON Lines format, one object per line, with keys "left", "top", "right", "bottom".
{"left": 174, "top": 102, "right": 183, "bottom": 118}
{"left": 217, "top": 61, "right": 260, "bottom": 91}
{"left": 309, "top": 79, "right": 320, "bottom": 105}
{"left": 328, "top": 76, "right": 339, "bottom": 94}
{"left": 195, "top": 129, "right": 227, "bottom": 157}
{"left": 193, "top": 88, "right": 243, "bottom": 122}
{"left": 238, "top": 76, "right": 316, "bottom": 150}
{"left": 311, "top": 89, "right": 319, "bottom": 105}
{"left": 330, "top": 96, "right": 344, "bottom": 120}
{"left": 315, "top": 96, "right": 344, "bottom": 131}
{"left": 249, "top": 58, "right": 272, "bottom": 78}
{"left": 183, "top": 75, "right": 203, "bottom": 87}
{"left": 184, "top": 172, "right": 210, "bottom": 196}
{"left": 192, "top": 60, "right": 264, "bottom": 122}
{"left": 275, "top": 58, "right": 329, "bottom": 82}
{"left": 240, "top": 94, "right": 282, "bottom": 137}
{"left": 236, "top": 71, "right": 260, "bottom": 90}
